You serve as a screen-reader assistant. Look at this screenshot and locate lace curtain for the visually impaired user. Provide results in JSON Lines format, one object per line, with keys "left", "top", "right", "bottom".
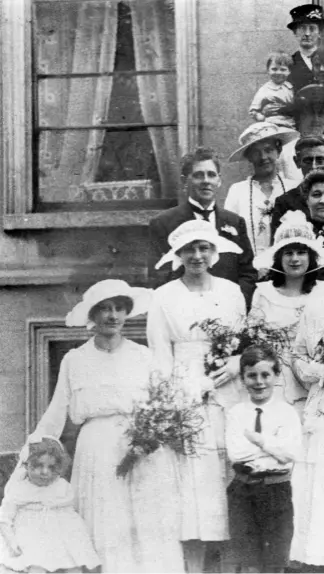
{"left": 36, "top": 0, "right": 178, "bottom": 203}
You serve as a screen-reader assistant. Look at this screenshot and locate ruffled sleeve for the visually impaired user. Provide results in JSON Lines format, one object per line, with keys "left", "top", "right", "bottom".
{"left": 146, "top": 288, "right": 174, "bottom": 380}
{"left": 292, "top": 306, "right": 324, "bottom": 388}
{"left": 33, "top": 353, "right": 72, "bottom": 439}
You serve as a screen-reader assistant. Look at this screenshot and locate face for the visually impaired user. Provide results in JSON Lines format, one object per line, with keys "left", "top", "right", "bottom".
{"left": 27, "top": 454, "right": 59, "bottom": 487}
{"left": 268, "top": 62, "right": 290, "bottom": 85}
{"left": 281, "top": 245, "right": 310, "bottom": 278}
{"left": 242, "top": 360, "right": 277, "bottom": 405}
{"left": 295, "top": 145, "right": 324, "bottom": 175}
{"left": 246, "top": 139, "right": 280, "bottom": 178}
{"left": 294, "top": 23, "right": 321, "bottom": 51}
{"left": 307, "top": 181, "right": 324, "bottom": 221}
{"left": 178, "top": 240, "right": 216, "bottom": 276}
{"left": 91, "top": 299, "right": 128, "bottom": 336}
{"left": 187, "top": 159, "right": 221, "bottom": 208}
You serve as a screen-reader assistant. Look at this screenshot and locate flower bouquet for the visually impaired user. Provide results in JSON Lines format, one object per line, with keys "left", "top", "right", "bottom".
{"left": 190, "top": 318, "right": 240, "bottom": 376}
{"left": 258, "top": 200, "right": 274, "bottom": 234}
{"left": 116, "top": 374, "right": 204, "bottom": 478}
{"left": 192, "top": 314, "right": 292, "bottom": 379}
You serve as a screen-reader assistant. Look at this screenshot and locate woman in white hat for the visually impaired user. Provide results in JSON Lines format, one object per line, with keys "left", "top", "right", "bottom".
{"left": 25, "top": 280, "right": 184, "bottom": 573}
{"left": 251, "top": 210, "right": 324, "bottom": 416}
{"left": 147, "top": 219, "right": 246, "bottom": 572}
{"left": 225, "top": 122, "right": 299, "bottom": 259}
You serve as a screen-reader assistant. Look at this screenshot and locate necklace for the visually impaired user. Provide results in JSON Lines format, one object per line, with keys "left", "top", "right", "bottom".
{"left": 249, "top": 173, "right": 286, "bottom": 254}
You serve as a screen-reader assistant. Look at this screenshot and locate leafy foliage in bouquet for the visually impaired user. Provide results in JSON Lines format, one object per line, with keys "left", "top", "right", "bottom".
{"left": 313, "top": 336, "right": 324, "bottom": 363}
{"left": 190, "top": 318, "right": 241, "bottom": 376}
{"left": 192, "top": 314, "right": 292, "bottom": 377}
{"left": 237, "top": 314, "right": 292, "bottom": 359}
{"left": 116, "top": 373, "right": 204, "bottom": 478}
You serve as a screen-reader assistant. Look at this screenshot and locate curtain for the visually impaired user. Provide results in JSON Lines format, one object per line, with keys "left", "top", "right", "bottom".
{"left": 130, "top": 0, "right": 179, "bottom": 197}
{"left": 37, "top": 1, "right": 118, "bottom": 202}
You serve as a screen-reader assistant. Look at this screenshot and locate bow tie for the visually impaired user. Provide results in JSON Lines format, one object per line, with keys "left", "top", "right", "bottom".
{"left": 190, "top": 204, "right": 214, "bottom": 222}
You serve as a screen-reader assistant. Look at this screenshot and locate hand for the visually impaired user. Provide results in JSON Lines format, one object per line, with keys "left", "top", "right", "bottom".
{"left": 8, "top": 539, "right": 22, "bottom": 557}
{"left": 262, "top": 103, "right": 282, "bottom": 116}
{"left": 252, "top": 112, "right": 265, "bottom": 121}
{"left": 244, "top": 429, "right": 264, "bottom": 448}
{"left": 212, "top": 355, "right": 240, "bottom": 388}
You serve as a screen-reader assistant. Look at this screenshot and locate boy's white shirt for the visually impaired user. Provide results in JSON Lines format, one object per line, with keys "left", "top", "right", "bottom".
{"left": 226, "top": 395, "right": 303, "bottom": 472}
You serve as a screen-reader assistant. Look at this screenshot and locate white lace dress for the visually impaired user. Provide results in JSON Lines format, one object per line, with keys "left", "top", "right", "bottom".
{"left": 0, "top": 477, "right": 100, "bottom": 572}
{"left": 250, "top": 281, "right": 323, "bottom": 417}
{"left": 147, "top": 277, "right": 246, "bottom": 542}
{"left": 32, "top": 337, "right": 185, "bottom": 573}
{"left": 289, "top": 298, "right": 324, "bottom": 565}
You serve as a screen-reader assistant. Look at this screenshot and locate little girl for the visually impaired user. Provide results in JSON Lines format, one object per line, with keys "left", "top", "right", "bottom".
{"left": 0, "top": 435, "right": 100, "bottom": 573}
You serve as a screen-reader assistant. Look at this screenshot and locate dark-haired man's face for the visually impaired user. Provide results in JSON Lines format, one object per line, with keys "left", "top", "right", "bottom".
{"left": 295, "top": 145, "right": 324, "bottom": 176}
{"left": 186, "top": 160, "right": 221, "bottom": 208}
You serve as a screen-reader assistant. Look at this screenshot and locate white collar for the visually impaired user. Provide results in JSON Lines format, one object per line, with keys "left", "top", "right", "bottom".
{"left": 300, "top": 51, "right": 313, "bottom": 70}
{"left": 189, "top": 197, "right": 216, "bottom": 211}
{"left": 267, "top": 80, "right": 292, "bottom": 90}
{"left": 247, "top": 395, "right": 276, "bottom": 411}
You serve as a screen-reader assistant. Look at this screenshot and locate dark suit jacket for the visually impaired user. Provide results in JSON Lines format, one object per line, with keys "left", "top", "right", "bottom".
{"left": 290, "top": 51, "right": 314, "bottom": 94}
{"left": 271, "top": 185, "right": 309, "bottom": 242}
{"left": 148, "top": 202, "right": 257, "bottom": 311}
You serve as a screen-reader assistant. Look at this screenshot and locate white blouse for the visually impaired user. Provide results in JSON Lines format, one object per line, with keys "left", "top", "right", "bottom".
{"left": 224, "top": 175, "right": 298, "bottom": 255}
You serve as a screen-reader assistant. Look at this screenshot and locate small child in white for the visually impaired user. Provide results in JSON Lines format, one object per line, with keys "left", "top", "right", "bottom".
{"left": 0, "top": 435, "right": 100, "bottom": 573}
{"left": 249, "top": 50, "right": 296, "bottom": 129}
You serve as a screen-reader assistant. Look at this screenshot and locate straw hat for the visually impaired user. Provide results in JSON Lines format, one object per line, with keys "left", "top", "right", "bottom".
{"left": 229, "top": 122, "right": 298, "bottom": 163}
{"left": 66, "top": 279, "right": 152, "bottom": 328}
{"left": 155, "top": 219, "right": 242, "bottom": 271}
{"left": 253, "top": 210, "right": 324, "bottom": 270}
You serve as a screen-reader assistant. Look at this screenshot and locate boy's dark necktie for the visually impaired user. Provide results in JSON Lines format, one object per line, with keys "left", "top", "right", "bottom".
{"left": 255, "top": 407, "right": 263, "bottom": 433}
{"left": 190, "top": 204, "right": 214, "bottom": 222}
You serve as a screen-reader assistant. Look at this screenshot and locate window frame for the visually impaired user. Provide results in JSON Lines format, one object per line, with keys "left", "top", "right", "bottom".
{"left": 1, "top": 0, "right": 199, "bottom": 230}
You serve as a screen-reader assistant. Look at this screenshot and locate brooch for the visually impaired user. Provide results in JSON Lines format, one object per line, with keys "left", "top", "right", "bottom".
{"left": 221, "top": 225, "right": 238, "bottom": 236}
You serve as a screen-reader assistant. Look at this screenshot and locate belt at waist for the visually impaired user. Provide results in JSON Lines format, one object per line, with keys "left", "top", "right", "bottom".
{"left": 234, "top": 471, "right": 291, "bottom": 485}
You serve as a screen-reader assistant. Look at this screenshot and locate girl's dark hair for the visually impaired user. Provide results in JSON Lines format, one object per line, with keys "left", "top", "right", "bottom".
{"left": 26, "top": 438, "right": 70, "bottom": 477}
{"left": 269, "top": 243, "right": 318, "bottom": 293}
{"left": 240, "top": 344, "right": 281, "bottom": 378}
{"left": 88, "top": 295, "right": 134, "bottom": 323}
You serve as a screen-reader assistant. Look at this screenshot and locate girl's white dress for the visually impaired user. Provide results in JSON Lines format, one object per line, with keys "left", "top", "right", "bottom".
{"left": 32, "top": 337, "right": 185, "bottom": 573}
{"left": 147, "top": 277, "right": 246, "bottom": 542}
{"left": 289, "top": 297, "right": 324, "bottom": 565}
{"left": 250, "top": 281, "right": 323, "bottom": 417}
{"left": 0, "top": 477, "right": 100, "bottom": 572}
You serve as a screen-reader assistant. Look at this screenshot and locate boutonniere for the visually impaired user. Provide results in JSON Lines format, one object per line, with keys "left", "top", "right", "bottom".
{"left": 221, "top": 225, "right": 238, "bottom": 236}
{"left": 258, "top": 200, "right": 274, "bottom": 234}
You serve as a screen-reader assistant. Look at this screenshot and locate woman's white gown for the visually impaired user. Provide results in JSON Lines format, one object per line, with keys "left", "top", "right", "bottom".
{"left": 32, "top": 336, "right": 185, "bottom": 573}
{"left": 147, "top": 277, "right": 246, "bottom": 542}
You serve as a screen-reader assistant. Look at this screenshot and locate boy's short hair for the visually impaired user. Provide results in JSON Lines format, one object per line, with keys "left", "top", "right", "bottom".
{"left": 240, "top": 344, "right": 281, "bottom": 378}
{"left": 181, "top": 147, "right": 221, "bottom": 179}
{"left": 266, "top": 50, "right": 293, "bottom": 71}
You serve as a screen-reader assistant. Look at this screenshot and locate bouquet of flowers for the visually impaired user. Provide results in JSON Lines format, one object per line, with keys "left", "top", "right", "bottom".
{"left": 192, "top": 314, "right": 292, "bottom": 378}
{"left": 313, "top": 336, "right": 324, "bottom": 364}
{"left": 116, "top": 374, "right": 204, "bottom": 478}
{"left": 237, "top": 314, "right": 292, "bottom": 359}
{"left": 258, "top": 199, "right": 274, "bottom": 234}
{"left": 190, "top": 318, "right": 241, "bottom": 376}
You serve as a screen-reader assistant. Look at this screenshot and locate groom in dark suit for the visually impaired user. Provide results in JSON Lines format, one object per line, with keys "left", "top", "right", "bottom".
{"left": 148, "top": 146, "right": 257, "bottom": 310}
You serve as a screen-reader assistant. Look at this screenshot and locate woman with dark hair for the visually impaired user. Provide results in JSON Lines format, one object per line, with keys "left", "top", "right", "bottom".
{"left": 250, "top": 210, "right": 324, "bottom": 416}
{"left": 300, "top": 168, "right": 324, "bottom": 239}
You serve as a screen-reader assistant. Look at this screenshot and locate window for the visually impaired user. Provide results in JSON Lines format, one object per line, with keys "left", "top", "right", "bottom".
{"left": 2, "top": 0, "right": 199, "bottom": 229}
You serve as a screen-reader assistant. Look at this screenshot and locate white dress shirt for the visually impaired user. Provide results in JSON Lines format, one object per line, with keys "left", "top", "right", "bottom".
{"left": 226, "top": 396, "right": 303, "bottom": 472}
{"left": 188, "top": 197, "right": 216, "bottom": 227}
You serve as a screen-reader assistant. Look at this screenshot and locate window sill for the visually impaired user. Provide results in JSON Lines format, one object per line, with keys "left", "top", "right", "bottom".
{"left": 3, "top": 209, "right": 167, "bottom": 230}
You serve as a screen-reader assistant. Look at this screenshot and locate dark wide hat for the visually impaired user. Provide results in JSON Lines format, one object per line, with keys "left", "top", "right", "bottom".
{"left": 287, "top": 4, "right": 324, "bottom": 30}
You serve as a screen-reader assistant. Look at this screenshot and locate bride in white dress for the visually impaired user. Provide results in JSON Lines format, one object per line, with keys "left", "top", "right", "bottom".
{"left": 252, "top": 210, "right": 324, "bottom": 417}
{"left": 148, "top": 219, "right": 246, "bottom": 572}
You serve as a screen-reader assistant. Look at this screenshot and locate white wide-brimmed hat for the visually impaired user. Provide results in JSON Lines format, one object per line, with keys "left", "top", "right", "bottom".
{"left": 155, "top": 219, "right": 242, "bottom": 271}
{"left": 229, "top": 122, "right": 298, "bottom": 163}
{"left": 253, "top": 210, "right": 324, "bottom": 270}
{"left": 66, "top": 279, "right": 152, "bottom": 329}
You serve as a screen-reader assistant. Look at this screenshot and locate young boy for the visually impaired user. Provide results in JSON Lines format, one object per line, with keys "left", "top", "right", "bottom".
{"left": 249, "top": 51, "right": 296, "bottom": 129}
{"left": 226, "top": 345, "right": 302, "bottom": 573}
